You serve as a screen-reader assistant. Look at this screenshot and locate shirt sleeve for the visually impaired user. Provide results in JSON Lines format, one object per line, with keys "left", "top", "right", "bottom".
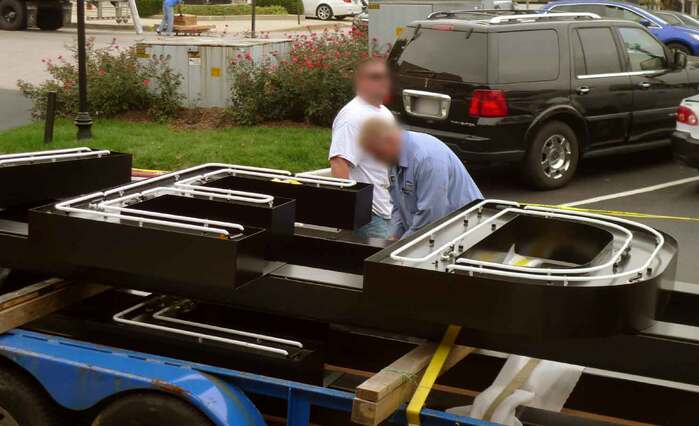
{"left": 403, "top": 157, "right": 450, "bottom": 238}
{"left": 329, "top": 120, "right": 361, "bottom": 167}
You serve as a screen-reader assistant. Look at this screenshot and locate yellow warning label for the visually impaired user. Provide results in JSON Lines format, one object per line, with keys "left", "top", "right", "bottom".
{"left": 395, "top": 26, "right": 405, "bottom": 37}
{"left": 135, "top": 45, "right": 149, "bottom": 59}
{"left": 368, "top": 3, "right": 379, "bottom": 9}
{"left": 211, "top": 67, "right": 221, "bottom": 77}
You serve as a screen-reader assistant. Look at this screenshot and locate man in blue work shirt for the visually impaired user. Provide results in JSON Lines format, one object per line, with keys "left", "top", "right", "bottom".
{"left": 359, "top": 118, "right": 483, "bottom": 240}
{"left": 157, "top": 0, "right": 182, "bottom": 35}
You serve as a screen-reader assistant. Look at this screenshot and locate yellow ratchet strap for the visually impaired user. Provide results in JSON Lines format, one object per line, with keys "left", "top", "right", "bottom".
{"left": 406, "top": 324, "right": 462, "bottom": 426}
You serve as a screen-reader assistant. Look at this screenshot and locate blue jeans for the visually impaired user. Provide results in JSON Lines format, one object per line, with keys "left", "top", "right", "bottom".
{"left": 354, "top": 213, "right": 390, "bottom": 240}
{"left": 158, "top": 3, "right": 174, "bottom": 34}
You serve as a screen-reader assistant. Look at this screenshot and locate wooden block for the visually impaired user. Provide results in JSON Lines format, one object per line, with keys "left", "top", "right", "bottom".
{"left": 174, "top": 14, "right": 197, "bottom": 26}
{"left": 0, "top": 279, "right": 109, "bottom": 333}
{"left": 352, "top": 343, "right": 473, "bottom": 425}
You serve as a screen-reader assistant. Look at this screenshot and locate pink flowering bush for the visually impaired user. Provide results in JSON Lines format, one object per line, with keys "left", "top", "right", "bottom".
{"left": 18, "top": 38, "right": 183, "bottom": 121}
{"left": 228, "top": 27, "right": 386, "bottom": 126}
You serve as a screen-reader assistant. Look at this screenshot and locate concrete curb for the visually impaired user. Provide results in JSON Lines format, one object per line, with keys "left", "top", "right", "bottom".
{"left": 151, "top": 14, "right": 305, "bottom": 21}
{"left": 67, "top": 20, "right": 349, "bottom": 33}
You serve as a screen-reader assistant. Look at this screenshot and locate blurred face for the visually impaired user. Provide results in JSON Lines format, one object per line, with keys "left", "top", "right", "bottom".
{"left": 363, "top": 127, "right": 403, "bottom": 165}
{"left": 356, "top": 61, "right": 390, "bottom": 105}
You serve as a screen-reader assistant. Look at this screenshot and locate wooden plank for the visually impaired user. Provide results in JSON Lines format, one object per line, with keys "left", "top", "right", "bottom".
{"left": 351, "top": 343, "right": 473, "bottom": 425}
{"left": 0, "top": 281, "right": 109, "bottom": 333}
{"left": 356, "top": 343, "right": 472, "bottom": 402}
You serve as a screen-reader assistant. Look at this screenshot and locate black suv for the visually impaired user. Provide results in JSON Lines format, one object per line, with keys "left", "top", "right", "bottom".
{"left": 386, "top": 12, "right": 699, "bottom": 188}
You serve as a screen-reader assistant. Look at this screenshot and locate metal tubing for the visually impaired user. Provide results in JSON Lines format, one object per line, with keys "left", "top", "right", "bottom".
{"left": 113, "top": 301, "right": 289, "bottom": 356}
{"left": 173, "top": 183, "right": 274, "bottom": 204}
{"left": 103, "top": 186, "right": 269, "bottom": 207}
{"left": 451, "top": 208, "right": 633, "bottom": 276}
{"left": 55, "top": 193, "right": 239, "bottom": 239}
{"left": 0, "top": 147, "right": 92, "bottom": 160}
{"left": 0, "top": 150, "right": 110, "bottom": 167}
{"left": 448, "top": 207, "right": 665, "bottom": 283}
{"left": 187, "top": 168, "right": 357, "bottom": 189}
{"left": 389, "top": 199, "right": 520, "bottom": 264}
{"left": 104, "top": 163, "right": 292, "bottom": 197}
{"left": 152, "top": 305, "right": 303, "bottom": 348}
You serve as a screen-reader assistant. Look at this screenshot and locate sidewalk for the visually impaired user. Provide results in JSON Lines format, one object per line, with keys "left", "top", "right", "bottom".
{"left": 70, "top": 3, "right": 349, "bottom": 33}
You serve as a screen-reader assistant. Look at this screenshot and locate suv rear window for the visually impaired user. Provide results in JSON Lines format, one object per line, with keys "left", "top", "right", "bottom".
{"left": 498, "top": 30, "right": 559, "bottom": 83}
{"left": 391, "top": 28, "right": 487, "bottom": 83}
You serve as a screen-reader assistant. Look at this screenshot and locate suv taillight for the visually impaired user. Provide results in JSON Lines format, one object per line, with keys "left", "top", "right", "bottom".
{"left": 469, "top": 90, "right": 508, "bottom": 118}
{"left": 343, "top": 0, "right": 351, "bottom": 3}
{"left": 677, "top": 105, "right": 698, "bottom": 126}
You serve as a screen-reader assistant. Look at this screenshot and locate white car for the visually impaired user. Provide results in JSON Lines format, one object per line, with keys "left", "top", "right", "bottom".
{"left": 303, "top": 0, "right": 363, "bottom": 21}
{"left": 673, "top": 95, "right": 699, "bottom": 169}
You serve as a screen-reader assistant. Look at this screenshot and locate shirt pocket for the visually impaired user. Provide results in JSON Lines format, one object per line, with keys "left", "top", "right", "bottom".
{"left": 401, "top": 180, "right": 418, "bottom": 214}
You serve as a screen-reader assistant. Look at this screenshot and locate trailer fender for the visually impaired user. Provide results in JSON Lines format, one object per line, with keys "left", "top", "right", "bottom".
{"left": 0, "top": 330, "right": 264, "bottom": 426}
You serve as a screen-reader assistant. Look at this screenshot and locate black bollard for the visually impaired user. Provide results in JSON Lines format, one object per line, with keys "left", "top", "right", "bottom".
{"left": 44, "top": 91, "right": 57, "bottom": 145}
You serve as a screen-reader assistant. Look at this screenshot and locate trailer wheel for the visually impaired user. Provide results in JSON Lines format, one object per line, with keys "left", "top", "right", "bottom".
{"left": 0, "top": 0, "right": 27, "bottom": 31}
{"left": 36, "top": 6, "right": 63, "bottom": 31}
{"left": 92, "top": 392, "right": 213, "bottom": 426}
{"left": 0, "top": 365, "right": 64, "bottom": 425}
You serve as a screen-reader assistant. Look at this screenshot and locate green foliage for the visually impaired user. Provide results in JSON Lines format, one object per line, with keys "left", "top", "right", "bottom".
{"left": 256, "top": 0, "right": 303, "bottom": 15}
{"left": 0, "top": 120, "right": 330, "bottom": 172}
{"left": 136, "top": 0, "right": 162, "bottom": 17}
{"left": 227, "top": 28, "right": 378, "bottom": 127}
{"left": 178, "top": 4, "right": 287, "bottom": 15}
{"left": 18, "top": 38, "right": 184, "bottom": 122}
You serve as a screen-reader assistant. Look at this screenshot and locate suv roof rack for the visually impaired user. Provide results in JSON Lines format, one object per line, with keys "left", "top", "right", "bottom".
{"left": 489, "top": 12, "right": 600, "bottom": 24}
{"left": 427, "top": 9, "right": 527, "bottom": 20}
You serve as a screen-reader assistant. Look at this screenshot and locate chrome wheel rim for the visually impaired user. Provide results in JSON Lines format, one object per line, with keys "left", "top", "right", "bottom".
{"left": 540, "top": 134, "right": 572, "bottom": 180}
{"left": 317, "top": 5, "right": 331, "bottom": 20}
{"left": 0, "top": 407, "right": 20, "bottom": 426}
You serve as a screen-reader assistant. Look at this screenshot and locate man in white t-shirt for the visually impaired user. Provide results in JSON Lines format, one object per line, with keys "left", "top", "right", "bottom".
{"left": 329, "top": 58, "right": 395, "bottom": 239}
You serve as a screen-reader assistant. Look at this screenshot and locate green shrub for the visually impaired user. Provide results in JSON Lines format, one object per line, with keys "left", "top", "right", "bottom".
{"left": 18, "top": 38, "right": 184, "bottom": 122}
{"left": 136, "top": 0, "right": 162, "bottom": 17}
{"left": 257, "top": 0, "right": 303, "bottom": 15}
{"left": 179, "top": 4, "right": 287, "bottom": 15}
{"left": 227, "top": 28, "right": 379, "bottom": 127}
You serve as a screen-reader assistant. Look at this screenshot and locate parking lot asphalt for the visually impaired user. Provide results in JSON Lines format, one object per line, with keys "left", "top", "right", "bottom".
{"left": 0, "top": 89, "right": 32, "bottom": 131}
{"left": 475, "top": 148, "right": 699, "bottom": 285}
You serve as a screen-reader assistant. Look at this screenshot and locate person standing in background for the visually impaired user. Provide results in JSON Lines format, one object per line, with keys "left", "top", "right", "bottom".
{"left": 329, "top": 58, "right": 395, "bottom": 239}
{"left": 157, "top": 0, "right": 182, "bottom": 36}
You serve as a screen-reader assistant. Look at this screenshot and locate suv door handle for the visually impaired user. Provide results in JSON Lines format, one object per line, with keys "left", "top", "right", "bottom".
{"left": 638, "top": 81, "right": 652, "bottom": 89}
{"left": 576, "top": 86, "right": 591, "bottom": 95}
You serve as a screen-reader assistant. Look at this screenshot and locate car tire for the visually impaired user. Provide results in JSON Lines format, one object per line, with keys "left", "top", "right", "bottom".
{"left": 0, "top": 364, "right": 65, "bottom": 425}
{"left": 0, "top": 0, "right": 27, "bottom": 31}
{"left": 667, "top": 42, "right": 692, "bottom": 55}
{"left": 522, "top": 121, "right": 579, "bottom": 190}
{"left": 316, "top": 4, "right": 333, "bottom": 20}
{"left": 36, "top": 6, "right": 64, "bottom": 31}
{"left": 92, "top": 392, "right": 213, "bottom": 426}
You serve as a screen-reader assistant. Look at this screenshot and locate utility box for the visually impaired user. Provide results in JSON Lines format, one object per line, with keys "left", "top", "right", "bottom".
{"left": 136, "top": 38, "right": 292, "bottom": 108}
{"left": 368, "top": 0, "right": 511, "bottom": 50}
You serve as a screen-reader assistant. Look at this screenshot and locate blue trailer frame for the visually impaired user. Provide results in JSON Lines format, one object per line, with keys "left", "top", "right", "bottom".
{"left": 0, "top": 329, "right": 494, "bottom": 426}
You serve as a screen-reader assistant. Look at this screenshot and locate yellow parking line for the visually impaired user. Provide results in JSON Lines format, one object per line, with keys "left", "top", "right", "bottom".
{"left": 529, "top": 204, "right": 699, "bottom": 223}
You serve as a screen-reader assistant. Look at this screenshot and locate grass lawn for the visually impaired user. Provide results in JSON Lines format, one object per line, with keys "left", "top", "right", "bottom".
{"left": 0, "top": 119, "right": 331, "bottom": 173}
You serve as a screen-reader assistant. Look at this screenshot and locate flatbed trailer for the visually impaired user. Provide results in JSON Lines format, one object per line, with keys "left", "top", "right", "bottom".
{"left": 0, "top": 327, "right": 493, "bottom": 426}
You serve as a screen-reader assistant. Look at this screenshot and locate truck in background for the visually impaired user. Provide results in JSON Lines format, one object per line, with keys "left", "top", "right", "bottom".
{"left": 0, "top": 0, "right": 71, "bottom": 30}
